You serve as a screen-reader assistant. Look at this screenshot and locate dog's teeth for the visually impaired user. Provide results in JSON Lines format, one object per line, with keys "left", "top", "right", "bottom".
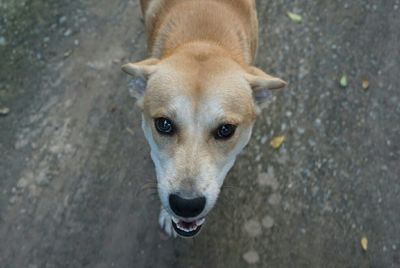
{"left": 177, "top": 223, "right": 196, "bottom": 233}
{"left": 177, "top": 223, "right": 188, "bottom": 232}
{"left": 172, "top": 216, "right": 179, "bottom": 224}
{"left": 196, "top": 218, "right": 205, "bottom": 225}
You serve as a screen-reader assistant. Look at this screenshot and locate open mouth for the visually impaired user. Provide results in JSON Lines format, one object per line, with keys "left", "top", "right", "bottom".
{"left": 171, "top": 216, "right": 205, "bottom": 237}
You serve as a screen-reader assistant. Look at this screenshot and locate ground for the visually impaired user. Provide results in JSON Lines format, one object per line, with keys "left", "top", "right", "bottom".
{"left": 0, "top": 0, "right": 399, "bottom": 267}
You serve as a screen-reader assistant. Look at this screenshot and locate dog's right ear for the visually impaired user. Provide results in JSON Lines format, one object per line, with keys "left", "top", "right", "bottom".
{"left": 121, "top": 58, "right": 160, "bottom": 101}
{"left": 244, "top": 66, "right": 287, "bottom": 111}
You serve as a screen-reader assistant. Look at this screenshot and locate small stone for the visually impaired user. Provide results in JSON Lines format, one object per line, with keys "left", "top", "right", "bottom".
{"left": 243, "top": 219, "right": 262, "bottom": 237}
{"left": 9, "top": 196, "right": 18, "bottom": 204}
{"left": 63, "top": 50, "right": 72, "bottom": 58}
{"left": 17, "top": 178, "right": 29, "bottom": 188}
{"left": 260, "top": 135, "right": 268, "bottom": 144}
{"left": 243, "top": 250, "right": 260, "bottom": 264}
{"left": 74, "top": 39, "right": 79, "bottom": 46}
{"left": 268, "top": 193, "right": 281, "bottom": 205}
{"left": 35, "top": 175, "right": 49, "bottom": 186}
{"left": 262, "top": 215, "right": 274, "bottom": 229}
{"left": 297, "top": 127, "right": 305, "bottom": 134}
{"left": 59, "top": 16, "right": 67, "bottom": 24}
{"left": 43, "top": 37, "right": 50, "bottom": 43}
{"left": 257, "top": 167, "right": 278, "bottom": 190}
{"left": 0, "top": 107, "right": 10, "bottom": 115}
{"left": 64, "top": 29, "right": 72, "bottom": 37}
{"left": 0, "top": 36, "right": 7, "bottom": 46}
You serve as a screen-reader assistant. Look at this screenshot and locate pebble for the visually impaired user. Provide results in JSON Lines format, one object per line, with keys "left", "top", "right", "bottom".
{"left": 257, "top": 167, "right": 278, "bottom": 190}
{"left": 17, "top": 178, "right": 29, "bottom": 188}
{"left": 297, "top": 127, "right": 305, "bottom": 134}
{"left": 0, "top": 36, "right": 6, "bottom": 46}
{"left": 0, "top": 107, "right": 10, "bottom": 115}
{"left": 262, "top": 215, "right": 274, "bottom": 229}
{"left": 35, "top": 175, "right": 49, "bottom": 186}
{"left": 242, "top": 250, "right": 260, "bottom": 264}
{"left": 260, "top": 135, "right": 268, "bottom": 144}
{"left": 64, "top": 29, "right": 72, "bottom": 37}
{"left": 243, "top": 219, "right": 262, "bottom": 237}
{"left": 268, "top": 193, "right": 282, "bottom": 205}
{"left": 63, "top": 50, "right": 72, "bottom": 58}
{"left": 59, "top": 16, "right": 67, "bottom": 24}
{"left": 9, "top": 196, "right": 18, "bottom": 204}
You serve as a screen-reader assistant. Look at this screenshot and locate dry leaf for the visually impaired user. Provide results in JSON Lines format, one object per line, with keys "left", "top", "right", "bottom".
{"left": 287, "top": 12, "right": 302, "bottom": 22}
{"left": 340, "top": 75, "right": 348, "bottom": 87}
{"left": 362, "top": 79, "right": 369, "bottom": 90}
{"left": 270, "top": 135, "right": 285, "bottom": 149}
{"left": 361, "top": 237, "right": 368, "bottom": 251}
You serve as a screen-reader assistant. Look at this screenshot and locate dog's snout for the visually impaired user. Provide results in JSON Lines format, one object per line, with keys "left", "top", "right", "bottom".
{"left": 169, "top": 194, "right": 206, "bottom": 218}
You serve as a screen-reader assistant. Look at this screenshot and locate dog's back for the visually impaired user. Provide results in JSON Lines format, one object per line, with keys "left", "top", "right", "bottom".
{"left": 140, "top": 0, "right": 258, "bottom": 64}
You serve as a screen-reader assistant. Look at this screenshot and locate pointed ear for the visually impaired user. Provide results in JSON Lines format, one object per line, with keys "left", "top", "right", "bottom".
{"left": 245, "top": 66, "right": 287, "bottom": 110}
{"left": 121, "top": 58, "right": 160, "bottom": 100}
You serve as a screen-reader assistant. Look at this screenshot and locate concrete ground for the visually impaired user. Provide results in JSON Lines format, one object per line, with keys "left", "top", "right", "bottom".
{"left": 0, "top": 0, "right": 399, "bottom": 267}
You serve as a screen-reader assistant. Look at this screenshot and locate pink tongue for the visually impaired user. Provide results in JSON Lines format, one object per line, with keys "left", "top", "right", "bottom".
{"left": 180, "top": 221, "right": 196, "bottom": 229}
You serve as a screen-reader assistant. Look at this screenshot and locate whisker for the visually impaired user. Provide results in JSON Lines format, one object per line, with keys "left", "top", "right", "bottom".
{"left": 137, "top": 186, "right": 159, "bottom": 198}
{"left": 221, "top": 184, "right": 241, "bottom": 190}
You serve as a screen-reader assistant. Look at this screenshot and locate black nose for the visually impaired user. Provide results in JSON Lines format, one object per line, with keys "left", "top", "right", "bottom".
{"left": 169, "top": 194, "right": 206, "bottom": 218}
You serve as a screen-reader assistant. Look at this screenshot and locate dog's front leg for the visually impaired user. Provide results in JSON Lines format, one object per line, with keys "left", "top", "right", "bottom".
{"left": 159, "top": 206, "right": 177, "bottom": 237}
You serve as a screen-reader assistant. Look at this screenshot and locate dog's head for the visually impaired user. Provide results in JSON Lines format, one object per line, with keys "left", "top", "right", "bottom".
{"left": 122, "top": 45, "right": 286, "bottom": 237}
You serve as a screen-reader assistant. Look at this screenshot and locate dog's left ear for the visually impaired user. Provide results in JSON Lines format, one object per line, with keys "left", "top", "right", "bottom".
{"left": 245, "top": 66, "right": 287, "bottom": 110}
{"left": 121, "top": 58, "right": 160, "bottom": 100}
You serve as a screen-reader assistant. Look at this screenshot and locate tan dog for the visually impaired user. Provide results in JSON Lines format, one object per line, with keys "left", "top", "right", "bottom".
{"left": 122, "top": 0, "right": 286, "bottom": 237}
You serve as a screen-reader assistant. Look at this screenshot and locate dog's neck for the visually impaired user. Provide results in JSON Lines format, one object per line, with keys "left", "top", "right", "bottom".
{"left": 145, "top": 0, "right": 256, "bottom": 65}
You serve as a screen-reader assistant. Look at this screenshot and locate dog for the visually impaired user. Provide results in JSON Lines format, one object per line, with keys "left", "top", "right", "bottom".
{"left": 122, "top": 0, "right": 286, "bottom": 237}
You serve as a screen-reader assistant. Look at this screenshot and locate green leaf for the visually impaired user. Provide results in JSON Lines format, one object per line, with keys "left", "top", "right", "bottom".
{"left": 287, "top": 12, "right": 302, "bottom": 22}
{"left": 340, "top": 75, "right": 348, "bottom": 87}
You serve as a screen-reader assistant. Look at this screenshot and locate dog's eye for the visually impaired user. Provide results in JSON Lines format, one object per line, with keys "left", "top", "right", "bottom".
{"left": 214, "top": 124, "right": 237, "bottom": 140}
{"left": 155, "top": 117, "right": 175, "bottom": 135}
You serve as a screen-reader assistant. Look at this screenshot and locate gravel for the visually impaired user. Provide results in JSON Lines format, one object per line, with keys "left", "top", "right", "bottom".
{"left": 243, "top": 219, "right": 263, "bottom": 237}
{"left": 243, "top": 250, "right": 260, "bottom": 264}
